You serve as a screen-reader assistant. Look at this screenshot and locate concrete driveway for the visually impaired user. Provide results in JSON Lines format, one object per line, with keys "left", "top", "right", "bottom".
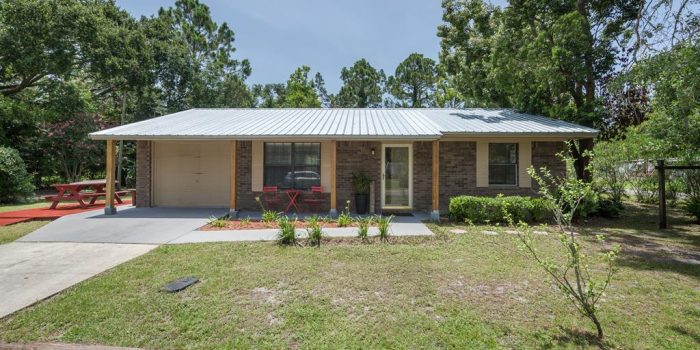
{"left": 19, "top": 206, "right": 226, "bottom": 244}
{"left": 0, "top": 242, "right": 155, "bottom": 318}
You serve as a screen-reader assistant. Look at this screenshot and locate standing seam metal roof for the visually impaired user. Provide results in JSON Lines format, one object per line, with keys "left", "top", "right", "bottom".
{"left": 89, "top": 108, "right": 598, "bottom": 140}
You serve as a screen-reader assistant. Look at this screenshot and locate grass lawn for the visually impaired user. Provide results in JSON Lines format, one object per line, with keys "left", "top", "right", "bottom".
{"left": 0, "top": 221, "right": 49, "bottom": 244}
{"left": 0, "top": 201, "right": 48, "bottom": 213}
{"left": 0, "top": 203, "right": 697, "bottom": 349}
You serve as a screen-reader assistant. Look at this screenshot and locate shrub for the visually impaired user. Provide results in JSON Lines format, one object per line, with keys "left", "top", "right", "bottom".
{"left": 337, "top": 200, "right": 351, "bottom": 227}
{"left": 448, "top": 195, "right": 551, "bottom": 224}
{"left": 207, "top": 215, "right": 228, "bottom": 228}
{"left": 276, "top": 216, "right": 298, "bottom": 246}
{"left": 261, "top": 210, "right": 279, "bottom": 224}
{"left": 305, "top": 215, "right": 323, "bottom": 247}
{"left": 376, "top": 215, "right": 393, "bottom": 242}
{"left": 511, "top": 164, "right": 620, "bottom": 340}
{"left": 597, "top": 198, "right": 623, "bottom": 218}
{"left": 685, "top": 197, "right": 700, "bottom": 224}
{"left": 355, "top": 216, "right": 372, "bottom": 241}
{"left": 0, "top": 147, "right": 35, "bottom": 203}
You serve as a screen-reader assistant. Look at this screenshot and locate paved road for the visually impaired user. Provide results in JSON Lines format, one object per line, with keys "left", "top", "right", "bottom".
{"left": 0, "top": 242, "right": 155, "bottom": 318}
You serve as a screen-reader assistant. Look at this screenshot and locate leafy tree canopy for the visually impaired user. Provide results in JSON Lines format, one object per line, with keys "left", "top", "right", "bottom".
{"left": 334, "top": 59, "right": 386, "bottom": 108}
{"left": 387, "top": 53, "right": 438, "bottom": 107}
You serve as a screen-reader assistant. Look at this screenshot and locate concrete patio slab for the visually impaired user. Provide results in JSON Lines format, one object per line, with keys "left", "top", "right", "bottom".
{"left": 19, "top": 206, "right": 226, "bottom": 244}
{"left": 0, "top": 242, "right": 155, "bottom": 318}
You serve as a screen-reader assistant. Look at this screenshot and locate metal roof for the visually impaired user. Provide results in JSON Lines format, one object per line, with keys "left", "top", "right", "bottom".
{"left": 90, "top": 108, "right": 598, "bottom": 140}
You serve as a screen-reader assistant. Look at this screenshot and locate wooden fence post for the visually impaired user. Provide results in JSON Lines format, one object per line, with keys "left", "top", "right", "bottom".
{"left": 657, "top": 159, "right": 666, "bottom": 229}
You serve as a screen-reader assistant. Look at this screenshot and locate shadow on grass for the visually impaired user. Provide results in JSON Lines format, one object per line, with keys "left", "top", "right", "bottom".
{"left": 668, "top": 325, "right": 700, "bottom": 344}
{"left": 552, "top": 327, "right": 611, "bottom": 349}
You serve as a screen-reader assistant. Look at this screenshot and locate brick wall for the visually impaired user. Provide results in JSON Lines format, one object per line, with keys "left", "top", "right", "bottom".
{"left": 437, "top": 141, "right": 566, "bottom": 213}
{"left": 135, "top": 140, "right": 151, "bottom": 207}
{"left": 140, "top": 139, "right": 566, "bottom": 213}
{"left": 335, "top": 141, "right": 381, "bottom": 212}
{"left": 413, "top": 141, "right": 433, "bottom": 212}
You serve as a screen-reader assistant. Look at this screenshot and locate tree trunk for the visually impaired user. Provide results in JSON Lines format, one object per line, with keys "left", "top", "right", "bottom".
{"left": 570, "top": 139, "right": 594, "bottom": 181}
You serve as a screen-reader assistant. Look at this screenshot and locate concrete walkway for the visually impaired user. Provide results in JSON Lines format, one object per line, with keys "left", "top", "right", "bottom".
{"left": 0, "top": 242, "right": 155, "bottom": 318}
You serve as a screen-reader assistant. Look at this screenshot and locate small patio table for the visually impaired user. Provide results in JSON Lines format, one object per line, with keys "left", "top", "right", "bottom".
{"left": 45, "top": 180, "right": 124, "bottom": 209}
{"left": 283, "top": 189, "right": 302, "bottom": 214}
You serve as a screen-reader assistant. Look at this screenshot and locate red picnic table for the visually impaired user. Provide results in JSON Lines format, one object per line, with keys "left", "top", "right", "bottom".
{"left": 44, "top": 179, "right": 128, "bottom": 209}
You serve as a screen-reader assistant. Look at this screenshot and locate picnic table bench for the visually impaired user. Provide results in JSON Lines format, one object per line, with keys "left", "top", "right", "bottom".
{"left": 43, "top": 180, "right": 129, "bottom": 209}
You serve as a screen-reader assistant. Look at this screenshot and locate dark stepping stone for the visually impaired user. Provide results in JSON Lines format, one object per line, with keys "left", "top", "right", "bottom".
{"left": 162, "top": 277, "right": 199, "bottom": 293}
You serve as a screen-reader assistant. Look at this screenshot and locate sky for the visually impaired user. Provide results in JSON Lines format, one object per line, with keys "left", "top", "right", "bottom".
{"left": 117, "top": 0, "right": 506, "bottom": 94}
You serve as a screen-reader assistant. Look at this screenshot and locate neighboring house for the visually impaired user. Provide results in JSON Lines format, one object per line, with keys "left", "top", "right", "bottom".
{"left": 90, "top": 108, "right": 598, "bottom": 219}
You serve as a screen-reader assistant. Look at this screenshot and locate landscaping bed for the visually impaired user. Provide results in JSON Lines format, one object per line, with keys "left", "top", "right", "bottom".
{"left": 200, "top": 219, "right": 368, "bottom": 231}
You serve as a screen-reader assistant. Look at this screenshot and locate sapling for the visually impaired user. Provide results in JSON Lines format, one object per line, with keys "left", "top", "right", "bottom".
{"left": 510, "top": 157, "right": 620, "bottom": 340}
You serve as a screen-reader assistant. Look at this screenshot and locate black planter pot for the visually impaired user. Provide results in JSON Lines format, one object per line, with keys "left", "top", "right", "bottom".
{"left": 354, "top": 193, "right": 369, "bottom": 214}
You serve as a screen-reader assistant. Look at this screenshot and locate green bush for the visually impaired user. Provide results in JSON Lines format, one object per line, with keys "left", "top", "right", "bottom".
{"left": 276, "top": 216, "right": 298, "bottom": 246}
{"left": 448, "top": 195, "right": 552, "bottom": 224}
{"left": 685, "top": 197, "right": 700, "bottom": 224}
{"left": 0, "top": 147, "right": 35, "bottom": 203}
{"left": 597, "top": 198, "right": 623, "bottom": 218}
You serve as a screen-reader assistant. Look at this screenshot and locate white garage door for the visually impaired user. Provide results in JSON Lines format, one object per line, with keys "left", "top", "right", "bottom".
{"left": 153, "top": 141, "right": 230, "bottom": 207}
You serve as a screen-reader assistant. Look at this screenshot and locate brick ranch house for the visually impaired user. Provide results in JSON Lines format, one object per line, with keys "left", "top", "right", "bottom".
{"left": 90, "top": 108, "right": 598, "bottom": 219}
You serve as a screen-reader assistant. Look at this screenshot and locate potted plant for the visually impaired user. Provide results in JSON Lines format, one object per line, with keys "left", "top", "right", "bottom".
{"left": 352, "top": 171, "right": 371, "bottom": 214}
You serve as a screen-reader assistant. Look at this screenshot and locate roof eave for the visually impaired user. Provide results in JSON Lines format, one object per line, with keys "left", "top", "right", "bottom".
{"left": 88, "top": 134, "right": 443, "bottom": 141}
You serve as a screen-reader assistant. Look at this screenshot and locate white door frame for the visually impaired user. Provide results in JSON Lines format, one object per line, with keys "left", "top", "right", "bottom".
{"left": 380, "top": 143, "right": 413, "bottom": 210}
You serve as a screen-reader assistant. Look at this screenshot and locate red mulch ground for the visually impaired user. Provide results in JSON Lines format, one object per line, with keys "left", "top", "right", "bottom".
{"left": 202, "top": 220, "right": 371, "bottom": 231}
{"left": 0, "top": 199, "right": 132, "bottom": 227}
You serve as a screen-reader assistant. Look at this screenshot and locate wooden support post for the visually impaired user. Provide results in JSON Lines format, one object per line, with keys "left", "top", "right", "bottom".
{"left": 431, "top": 140, "right": 440, "bottom": 221}
{"left": 658, "top": 159, "right": 667, "bottom": 229}
{"left": 329, "top": 140, "right": 337, "bottom": 217}
{"left": 105, "top": 139, "right": 116, "bottom": 215}
{"left": 229, "top": 140, "right": 238, "bottom": 218}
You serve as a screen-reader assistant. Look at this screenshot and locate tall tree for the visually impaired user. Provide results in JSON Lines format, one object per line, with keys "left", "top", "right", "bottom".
{"left": 334, "top": 59, "right": 386, "bottom": 108}
{"left": 252, "top": 83, "right": 286, "bottom": 108}
{"left": 283, "top": 66, "right": 321, "bottom": 108}
{"left": 153, "top": 0, "right": 252, "bottom": 110}
{"left": 387, "top": 53, "right": 438, "bottom": 107}
{"left": 438, "top": 0, "right": 646, "bottom": 179}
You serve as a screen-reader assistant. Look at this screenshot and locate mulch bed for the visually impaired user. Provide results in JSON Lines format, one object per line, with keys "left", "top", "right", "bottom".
{"left": 201, "top": 220, "right": 368, "bottom": 231}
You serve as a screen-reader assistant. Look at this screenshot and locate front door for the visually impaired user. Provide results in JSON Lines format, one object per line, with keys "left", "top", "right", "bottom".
{"left": 381, "top": 144, "right": 412, "bottom": 209}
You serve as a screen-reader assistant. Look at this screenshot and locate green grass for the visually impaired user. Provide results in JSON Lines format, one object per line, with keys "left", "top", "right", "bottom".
{"left": 0, "top": 201, "right": 48, "bottom": 213}
{"left": 0, "top": 221, "right": 49, "bottom": 244}
{"left": 0, "top": 203, "right": 697, "bottom": 349}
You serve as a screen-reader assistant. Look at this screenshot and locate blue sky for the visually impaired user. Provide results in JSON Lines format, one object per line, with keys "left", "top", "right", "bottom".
{"left": 118, "top": 1, "right": 505, "bottom": 93}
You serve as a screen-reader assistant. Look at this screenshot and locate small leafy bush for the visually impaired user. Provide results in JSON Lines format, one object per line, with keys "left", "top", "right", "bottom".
{"left": 685, "top": 197, "right": 700, "bottom": 224}
{"left": 306, "top": 215, "right": 323, "bottom": 247}
{"left": 208, "top": 215, "right": 228, "bottom": 228}
{"left": 449, "top": 195, "right": 551, "bottom": 224}
{"left": 0, "top": 147, "right": 35, "bottom": 203}
{"left": 262, "top": 210, "right": 279, "bottom": 224}
{"left": 240, "top": 216, "right": 252, "bottom": 227}
{"left": 355, "top": 216, "right": 372, "bottom": 241}
{"left": 276, "top": 216, "right": 298, "bottom": 246}
{"left": 337, "top": 201, "right": 351, "bottom": 227}
{"left": 597, "top": 198, "right": 623, "bottom": 218}
{"left": 376, "top": 215, "right": 393, "bottom": 242}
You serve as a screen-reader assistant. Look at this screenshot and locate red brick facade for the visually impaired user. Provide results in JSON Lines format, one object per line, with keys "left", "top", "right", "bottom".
{"left": 135, "top": 140, "right": 566, "bottom": 213}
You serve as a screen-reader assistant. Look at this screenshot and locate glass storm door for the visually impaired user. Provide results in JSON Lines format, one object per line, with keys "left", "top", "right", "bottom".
{"left": 381, "top": 145, "right": 412, "bottom": 209}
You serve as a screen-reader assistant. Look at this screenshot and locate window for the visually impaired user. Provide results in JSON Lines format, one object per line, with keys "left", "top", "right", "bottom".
{"left": 489, "top": 143, "right": 518, "bottom": 185}
{"left": 264, "top": 143, "right": 321, "bottom": 189}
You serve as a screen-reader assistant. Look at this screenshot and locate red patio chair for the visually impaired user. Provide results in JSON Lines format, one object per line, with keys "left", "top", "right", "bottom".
{"left": 302, "top": 186, "right": 324, "bottom": 213}
{"left": 262, "top": 186, "right": 281, "bottom": 211}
